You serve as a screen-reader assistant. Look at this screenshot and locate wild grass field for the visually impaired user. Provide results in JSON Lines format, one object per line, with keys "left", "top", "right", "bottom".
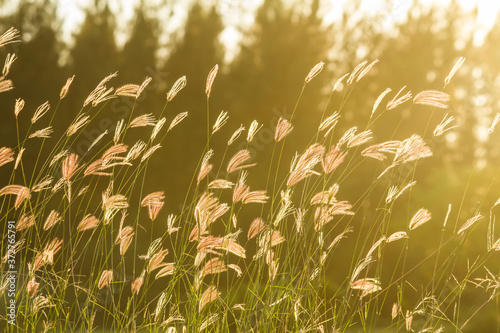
{"left": 1, "top": 26, "right": 500, "bottom": 332}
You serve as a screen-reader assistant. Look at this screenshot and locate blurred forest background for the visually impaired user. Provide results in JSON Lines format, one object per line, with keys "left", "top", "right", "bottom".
{"left": 1, "top": 0, "right": 500, "bottom": 329}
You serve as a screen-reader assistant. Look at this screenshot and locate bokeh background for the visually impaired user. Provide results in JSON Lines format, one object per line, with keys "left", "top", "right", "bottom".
{"left": 1, "top": 0, "right": 500, "bottom": 331}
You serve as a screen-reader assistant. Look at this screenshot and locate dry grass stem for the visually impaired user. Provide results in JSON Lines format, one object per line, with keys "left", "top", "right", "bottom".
{"left": 488, "top": 112, "right": 500, "bottom": 134}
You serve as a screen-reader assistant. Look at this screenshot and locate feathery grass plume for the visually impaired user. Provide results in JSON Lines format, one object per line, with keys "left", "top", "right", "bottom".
{"left": 84, "top": 72, "right": 117, "bottom": 106}
{"left": 0, "top": 184, "right": 30, "bottom": 209}
{"left": 386, "top": 231, "right": 408, "bottom": 243}
{"left": 192, "top": 193, "right": 230, "bottom": 239}
{"left": 60, "top": 75, "right": 75, "bottom": 99}
{"left": 137, "top": 76, "right": 152, "bottom": 98}
{"left": 0, "top": 79, "right": 13, "bottom": 93}
{"left": 392, "top": 303, "right": 400, "bottom": 319}
{"left": 102, "top": 193, "right": 129, "bottom": 211}
{"left": 77, "top": 214, "right": 99, "bottom": 232}
{"left": 199, "top": 313, "right": 219, "bottom": 331}
{"left": 337, "top": 126, "right": 357, "bottom": 147}
{"left": 206, "top": 64, "right": 219, "bottom": 98}
{"left": 66, "top": 114, "right": 90, "bottom": 136}
{"left": 98, "top": 270, "right": 113, "bottom": 289}
{"left": 268, "top": 259, "right": 279, "bottom": 281}
{"left": 458, "top": 213, "right": 483, "bottom": 235}
{"left": 314, "top": 202, "right": 354, "bottom": 230}
{"left": 287, "top": 143, "right": 324, "bottom": 187}
{"left": 125, "top": 140, "right": 147, "bottom": 162}
{"left": 213, "top": 110, "right": 228, "bottom": 134}
{"left": 14, "top": 147, "right": 24, "bottom": 169}
{"left": 115, "top": 83, "right": 140, "bottom": 98}
{"left": 347, "top": 129, "right": 372, "bottom": 147}
{"left": 248, "top": 218, "right": 266, "bottom": 239}
{"left": 386, "top": 181, "right": 416, "bottom": 203}
{"left": 197, "top": 235, "right": 246, "bottom": 258}
{"left": 102, "top": 143, "right": 128, "bottom": 160}
{"left": 444, "top": 56, "right": 465, "bottom": 87}
{"left": 62, "top": 153, "right": 80, "bottom": 181}
{"left": 116, "top": 226, "right": 134, "bottom": 255}
{"left": 167, "top": 75, "right": 187, "bottom": 101}
{"left": 393, "top": 134, "right": 432, "bottom": 164}
{"left": 273, "top": 189, "right": 293, "bottom": 226}
{"left": 151, "top": 117, "right": 166, "bottom": 140}
{"left": 242, "top": 190, "right": 269, "bottom": 204}
{"left": 347, "top": 60, "right": 367, "bottom": 84}
{"left": 141, "top": 144, "right": 162, "bottom": 162}
{"left": 27, "top": 277, "right": 39, "bottom": 298}
{"left": 228, "top": 124, "right": 245, "bottom": 145}
{"left": 386, "top": 86, "right": 412, "bottom": 110}
{"left": 43, "top": 210, "right": 62, "bottom": 230}
{"left": 350, "top": 278, "right": 381, "bottom": 297}
{"left": 274, "top": 117, "right": 294, "bottom": 142}
{"left": 434, "top": 113, "right": 457, "bottom": 136}
{"left": 305, "top": 61, "right": 324, "bottom": 83}
{"left": 130, "top": 113, "right": 156, "bottom": 128}
{"left": 0, "top": 147, "right": 14, "bottom": 167}
{"left": 227, "top": 149, "right": 256, "bottom": 174}
{"left": 319, "top": 111, "right": 340, "bottom": 137}
{"left": 131, "top": 276, "right": 144, "bottom": 294}
{"left": 29, "top": 126, "right": 53, "bottom": 139}
{"left": 488, "top": 112, "right": 500, "bottom": 134}
{"left": 201, "top": 257, "right": 227, "bottom": 278}
{"left": 16, "top": 213, "right": 35, "bottom": 231}
{"left": 198, "top": 149, "right": 214, "bottom": 184}
{"left": 2, "top": 53, "right": 17, "bottom": 76}
{"left": 87, "top": 130, "right": 108, "bottom": 151}
{"left": 294, "top": 208, "right": 306, "bottom": 234}
{"left": 413, "top": 90, "right": 450, "bottom": 109}
{"left": 247, "top": 120, "right": 262, "bottom": 142}
{"left": 33, "top": 238, "right": 63, "bottom": 270}
{"left": 147, "top": 249, "right": 169, "bottom": 272}
{"left": 77, "top": 185, "right": 89, "bottom": 197}
{"left": 141, "top": 191, "right": 165, "bottom": 221}
{"left": 153, "top": 291, "right": 171, "bottom": 322}
{"left": 114, "top": 119, "right": 125, "bottom": 144}
{"left": 167, "top": 111, "right": 188, "bottom": 132}
{"left": 311, "top": 184, "right": 339, "bottom": 205}
{"left": 409, "top": 208, "right": 432, "bottom": 230}
{"left": 232, "top": 214, "right": 237, "bottom": 227}
{"left": 166, "top": 214, "right": 179, "bottom": 234}
{"left": 31, "top": 295, "right": 55, "bottom": 314}
{"left": 371, "top": 88, "right": 392, "bottom": 117}
{"left": 491, "top": 238, "right": 500, "bottom": 251}
{"left": 365, "top": 236, "right": 386, "bottom": 258}
{"left": 52, "top": 177, "right": 65, "bottom": 193}
{"left": 356, "top": 59, "right": 379, "bottom": 82}
{"left": 155, "top": 263, "right": 175, "bottom": 279}
{"left": 208, "top": 179, "right": 234, "bottom": 189}
{"left": 0, "top": 27, "right": 20, "bottom": 48}
{"left": 327, "top": 227, "right": 353, "bottom": 250}
{"left": 31, "top": 101, "right": 50, "bottom": 124}
{"left": 32, "top": 176, "right": 53, "bottom": 192}
{"left": 14, "top": 98, "right": 24, "bottom": 117}
{"left": 362, "top": 140, "right": 400, "bottom": 160}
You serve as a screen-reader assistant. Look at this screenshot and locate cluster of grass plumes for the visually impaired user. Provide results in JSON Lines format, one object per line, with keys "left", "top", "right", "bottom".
{"left": 1, "top": 27, "right": 500, "bottom": 332}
